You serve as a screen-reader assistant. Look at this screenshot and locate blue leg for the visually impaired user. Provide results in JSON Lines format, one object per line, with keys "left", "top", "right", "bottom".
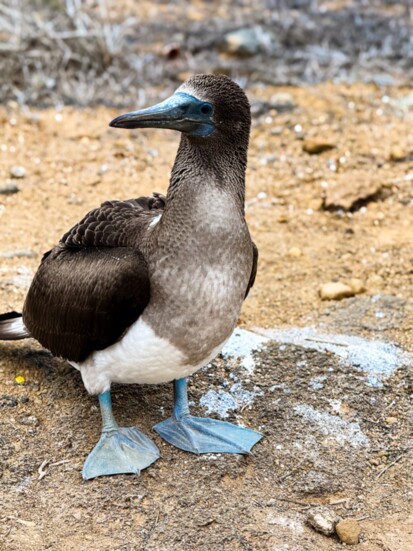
{"left": 82, "top": 391, "right": 160, "bottom": 480}
{"left": 153, "top": 379, "right": 262, "bottom": 454}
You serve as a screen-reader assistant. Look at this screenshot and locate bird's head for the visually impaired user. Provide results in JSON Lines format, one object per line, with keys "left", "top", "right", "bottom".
{"left": 109, "top": 74, "right": 251, "bottom": 144}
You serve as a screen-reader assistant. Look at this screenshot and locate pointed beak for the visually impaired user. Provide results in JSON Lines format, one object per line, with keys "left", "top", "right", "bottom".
{"left": 109, "top": 92, "right": 215, "bottom": 137}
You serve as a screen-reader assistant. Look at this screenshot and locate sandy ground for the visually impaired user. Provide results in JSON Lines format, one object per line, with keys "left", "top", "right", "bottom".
{"left": 0, "top": 82, "right": 412, "bottom": 550}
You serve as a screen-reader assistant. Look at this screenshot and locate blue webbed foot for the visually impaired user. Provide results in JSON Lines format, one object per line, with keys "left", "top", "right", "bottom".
{"left": 82, "top": 391, "right": 160, "bottom": 480}
{"left": 153, "top": 378, "right": 262, "bottom": 454}
{"left": 154, "top": 414, "right": 262, "bottom": 454}
{"left": 83, "top": 426, "right": 160, "bottom": 480}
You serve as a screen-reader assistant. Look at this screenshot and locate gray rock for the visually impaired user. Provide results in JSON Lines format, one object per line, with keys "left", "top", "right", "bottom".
{"left": 307, "top": 506, "right": 340, "bottom": 536}
{"left": 19, "top": 415, "right": 39, "bottom": 426}
{"left": 10, "top": 166, "right": 26, "bottom": 179}
{"left": 270, "top": 92, "right": 296, "bottom": 112}
{"left": 220, "top": 27, "right": 276, "bottom": 57}
{"left": 0, "top": 183, "right": 20, "bottom": 195}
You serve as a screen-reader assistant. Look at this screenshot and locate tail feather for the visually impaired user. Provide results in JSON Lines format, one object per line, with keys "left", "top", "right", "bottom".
{"left": 0, "top": 311, "right": 30, "bottom": 340}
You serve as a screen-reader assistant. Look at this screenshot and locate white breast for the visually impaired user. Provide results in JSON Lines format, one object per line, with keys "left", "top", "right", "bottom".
{"left": 72, "top": 318, "right": 226, "bottom": 395}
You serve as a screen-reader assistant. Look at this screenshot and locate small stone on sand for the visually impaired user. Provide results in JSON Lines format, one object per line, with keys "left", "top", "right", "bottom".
{"left": 307, "top": 507, "right": 340, "bottom": 536}
{"left": 19, "top": 415, "right": 39, "bottom": 426}
{"left": 389, "top": 146, "right": 407, "bottom": 162}
{"left": 303, "top": 139, "right": 336, "bottom": 155}
{"left": 10, "top": 165, "right": 26, "bottom": 178}
{"left": 335, "top": 518, "right": 361, "bottom": 545}
{"left": 0, "top": 183, "right": 20, "bottom": 195}
{"left": 349, "top": 278, "right": 366, "bottom": 295}
{"left": 270, "top": 92, "right": 296, "bottom": 112}
{"left": 288, "top": 247, "right": 302, "bottom": 257}
{"left": 320, "top": 282, "right": 354, "bottom": 301}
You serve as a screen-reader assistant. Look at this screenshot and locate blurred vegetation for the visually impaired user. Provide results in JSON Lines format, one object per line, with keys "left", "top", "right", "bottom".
{"left": 0, "top": 0, "right": 411, "bottom": 106}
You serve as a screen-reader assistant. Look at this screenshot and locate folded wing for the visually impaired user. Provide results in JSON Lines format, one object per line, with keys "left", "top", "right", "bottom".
{"left": 23, "top": 195, "right": 165, "bottom": 362}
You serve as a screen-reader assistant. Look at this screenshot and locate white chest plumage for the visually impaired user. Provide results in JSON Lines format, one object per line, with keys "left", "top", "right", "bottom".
{"left": 72, "top": 317, "right": 227, "bottom": 395}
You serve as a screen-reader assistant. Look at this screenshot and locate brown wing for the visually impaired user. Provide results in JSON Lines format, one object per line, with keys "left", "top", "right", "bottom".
{"left": 23, "top": 194, "right": 165, "bottom": 362}
{"left": 61, "top": 193, "right": 165, "bottom": 249}
{"left": 245, "top": 242, "right": 258, "bottom": 299}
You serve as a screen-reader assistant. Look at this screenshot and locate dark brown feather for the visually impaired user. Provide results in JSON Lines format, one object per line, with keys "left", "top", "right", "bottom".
{"left": 23, "top": 194, "right": 164, "bottom": 362}
{"left": 62, "top": 194, "right": 165, "bottom": 249}
{"left": 23, "top": 246, "right": 150, "bottom": 362}
{"left": 245, "top": 242, "right": 258, "bottom": 299}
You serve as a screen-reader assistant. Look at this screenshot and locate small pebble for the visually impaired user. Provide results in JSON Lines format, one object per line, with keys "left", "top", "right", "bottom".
{"left": 303, "top": 139, "right": 336, "bottom": 155}
{"left": 19, "top": 415, "right": 39, "bottom": 426}
{"left": 67, "top": 195, "right": 84, "bottom": 205}
{"left": 320, "top": 282, "right": 355, "bottom": 301}
{"left": 385, "top": 416, "right": 398, "bottom": 425}
{"left": 0, "top": 183, "right": 20, "bottom": 195}
{"left": 389, "top": 146, "right": 407, "bottom": 162}
{"left": 270, "top": 92, "right": 296, "bottom": 112}
{"left": 10, "top": 165, "right": 26, "bottom": 179}
{"left": 307, "top": 506, "right": 340, "bottom": 536}
{"left": 335, "top": 518, "right": 361, "bottom": 545}
{"left": 98, "top": 164, "right": 109, "bottom": 176}
{"left": 220, "top": 27, "right": 272, "bottom": 57}
{"left": 349, "top": 278, "right": 366, "bottom": 295}
{"left": 367, "top": 274, "right": 384, "bottom": 289}
{"left": 271, "top": 126, "right": 283, "bottom": 135}
{"left": 288, "top": 247, "right": 302, "bottom": 258}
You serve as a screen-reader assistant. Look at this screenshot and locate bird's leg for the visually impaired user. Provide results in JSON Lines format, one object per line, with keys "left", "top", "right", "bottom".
{"left": 99, "top": 390, "right": 119, "bottom": 431}
{"left": 82, "top": 390, "right": 160, "bottom": 480}
{"left": 154, "top": 378, "right": 262, "bottom": 454}
{"left": 173, "top": 377, "right": 190, "bottom": 418}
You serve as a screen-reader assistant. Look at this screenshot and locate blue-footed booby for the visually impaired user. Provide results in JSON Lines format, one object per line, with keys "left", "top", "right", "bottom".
{"left": 0, "top": 75, "right": 262, "bottom": 479}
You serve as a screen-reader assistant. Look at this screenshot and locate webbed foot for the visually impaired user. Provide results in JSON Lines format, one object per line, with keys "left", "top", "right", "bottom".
{"left": 83, "top": 426, "right": 160, "bottom": 480}
{"left": 154, "top": 414, "right": 262, "bottom": 454}
{"left": 82, "top": 390, "right": 160, "bottom": 480}
{"left": 153, "top": 378, "right": 262, "bottom": 454}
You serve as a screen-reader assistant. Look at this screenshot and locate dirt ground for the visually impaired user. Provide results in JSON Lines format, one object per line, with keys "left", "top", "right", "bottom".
{"left": 0, "top": 81, "right": 412, "bottom": 550}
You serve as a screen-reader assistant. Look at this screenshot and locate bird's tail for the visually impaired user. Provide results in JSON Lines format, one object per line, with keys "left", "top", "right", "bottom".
{"left": 0, "top": 311, "right": 30, "bottom": 340}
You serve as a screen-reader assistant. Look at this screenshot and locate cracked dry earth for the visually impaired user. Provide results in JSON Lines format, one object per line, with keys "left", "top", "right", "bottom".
{"left": 0, "top": 82, "right": 412, "bottom": 550}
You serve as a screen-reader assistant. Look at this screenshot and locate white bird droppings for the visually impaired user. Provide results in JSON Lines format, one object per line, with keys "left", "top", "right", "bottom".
{"left": 294, "top": 404, "right": 369, "bottom": 448}
{"left": 221, "top": 328, "right": 268, "bottom": 373}
{"left": 257, "top": 326, "right": 410, "bottom": 386}
{"left": 200, "top": 382, "right": 263, "bottom": 419}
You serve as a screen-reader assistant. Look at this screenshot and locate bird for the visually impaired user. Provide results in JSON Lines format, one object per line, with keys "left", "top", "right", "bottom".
{"left": 0, "top": 74, "right": 262, "bottom": 479}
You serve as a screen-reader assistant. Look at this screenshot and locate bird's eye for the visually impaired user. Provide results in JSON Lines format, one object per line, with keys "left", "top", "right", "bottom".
{"left": 200, "top": 104, "right": 212, "bottom": 115}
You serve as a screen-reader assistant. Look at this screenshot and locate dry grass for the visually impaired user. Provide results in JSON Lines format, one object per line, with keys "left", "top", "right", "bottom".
{"left": 0, "top": 0, "right": 145, "bottom": 105}
{"left": 0, "top": 0, "right": 411, "bottom": 107}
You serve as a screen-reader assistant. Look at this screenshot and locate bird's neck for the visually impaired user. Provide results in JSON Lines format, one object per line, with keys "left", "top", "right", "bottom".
{"left": 166, "top": 135, "right": 247, "bottom": 213}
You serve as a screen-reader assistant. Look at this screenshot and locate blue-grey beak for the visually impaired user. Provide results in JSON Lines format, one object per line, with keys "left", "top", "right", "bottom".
{"left": 109, "top": 92, "right": 215, "bottom": 137}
